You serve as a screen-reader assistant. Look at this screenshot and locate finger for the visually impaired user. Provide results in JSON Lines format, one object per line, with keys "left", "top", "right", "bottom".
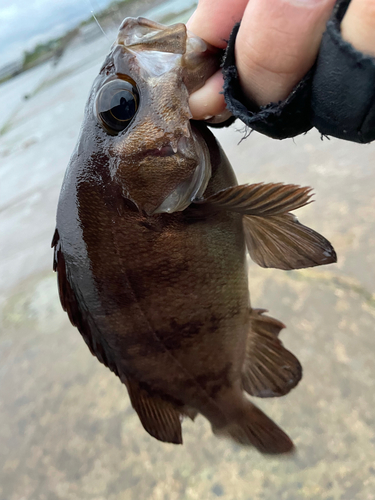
{"left": 341, "top": 0, "right": 375, "bottom": 56}
{"left": 187, "top": 0, "right": 248, "bottom": 48}
{"left": 189, "top": 70, "right": 226, "bottom": 120}
{"left": 187, "top": 0, "right": 248, "bottom": 120}
{"left": 236, "top": 0, "right": 337, "bottom": 106}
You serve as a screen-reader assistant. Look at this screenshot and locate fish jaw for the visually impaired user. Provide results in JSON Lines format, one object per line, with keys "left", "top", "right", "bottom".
{"left": 107, "top": 114, "right": 209, "bottom": 214}
{"left": 87, "top": 17, "right": 222, "bottom": 214}
{"left": 153, "top": 130, "right": 212, "bottom": 214}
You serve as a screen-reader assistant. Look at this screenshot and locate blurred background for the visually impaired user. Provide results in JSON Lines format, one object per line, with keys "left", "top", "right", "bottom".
{"left": 1, "top": 1, "right": 375, "bottom": 499}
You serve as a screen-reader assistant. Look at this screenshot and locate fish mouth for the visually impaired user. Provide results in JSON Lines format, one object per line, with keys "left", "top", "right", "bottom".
{"left": 146, "top": 144, "right": 177, "bottom": 158}
{"left": 144, "top": 136, "right": 189, "bottom": 159}
{"left": 153, "top": 131, "right": 211, "bottom": 214}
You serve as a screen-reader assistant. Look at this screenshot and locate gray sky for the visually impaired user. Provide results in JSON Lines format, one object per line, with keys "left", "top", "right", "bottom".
{"left": 0, "top": 0, "right": 112, "bottom": 66}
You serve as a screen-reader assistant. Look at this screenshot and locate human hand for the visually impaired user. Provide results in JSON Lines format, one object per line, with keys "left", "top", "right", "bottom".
{"left": 188, "top": 0, "right": 375, "bottom": 121}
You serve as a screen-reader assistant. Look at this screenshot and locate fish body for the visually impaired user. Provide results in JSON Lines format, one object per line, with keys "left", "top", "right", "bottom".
{"left": 53, "top": 18, "right": 336, "bottom": 453}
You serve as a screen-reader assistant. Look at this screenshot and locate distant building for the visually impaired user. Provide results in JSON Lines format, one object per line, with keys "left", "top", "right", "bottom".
{"left": 0, "top": 60, "right": 23, "bottom": 80}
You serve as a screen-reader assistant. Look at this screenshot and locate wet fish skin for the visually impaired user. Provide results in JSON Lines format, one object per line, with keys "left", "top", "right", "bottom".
{"left": 52, "top": 17, "right": 336, "bottom": 453}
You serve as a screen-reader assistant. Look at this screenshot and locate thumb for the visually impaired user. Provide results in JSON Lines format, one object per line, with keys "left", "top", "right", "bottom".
{"left": 341, "top": 0, "right": 375, "bottom": 56}
{"left": 236, "top": 0, "right": 336, "bottom": 106}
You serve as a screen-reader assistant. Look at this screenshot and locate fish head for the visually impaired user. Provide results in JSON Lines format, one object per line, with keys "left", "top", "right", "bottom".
{"left": 85, "top": 17, "right": 220, "bottom": 214}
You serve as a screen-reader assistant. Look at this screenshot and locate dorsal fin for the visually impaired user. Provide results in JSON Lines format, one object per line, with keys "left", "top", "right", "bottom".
{"left": 126, "top": 380, "right": 183, "bottom": 444}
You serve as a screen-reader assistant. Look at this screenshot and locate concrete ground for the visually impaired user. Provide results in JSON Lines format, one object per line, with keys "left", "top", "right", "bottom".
{"left": 1, "top": 13, "right": 375, "bottom": 500}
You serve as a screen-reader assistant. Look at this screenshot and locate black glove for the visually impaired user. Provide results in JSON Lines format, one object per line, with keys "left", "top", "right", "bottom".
{"left": 217, "top": 0, "right": 375, "bottom": 144}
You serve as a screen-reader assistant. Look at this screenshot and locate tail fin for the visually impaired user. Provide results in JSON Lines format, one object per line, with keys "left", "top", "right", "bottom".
{"left": 212, "top": 400, "right": 294, "bottom": 454}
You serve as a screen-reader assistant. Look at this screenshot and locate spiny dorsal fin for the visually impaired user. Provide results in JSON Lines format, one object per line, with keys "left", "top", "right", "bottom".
{"left": 195, "top": 183, "right": 313, "bottom": 215}
{"left": 242, "top": 309, "right": 302, "bottom": 398}
{"left": 52, "top": 229, "right": 118, "bottom": 373}
{"left": 243, "top": 212, "right": 337, "bottom": 270}
{"left": 126, "top": 380, "right": 183, "bottom": 444}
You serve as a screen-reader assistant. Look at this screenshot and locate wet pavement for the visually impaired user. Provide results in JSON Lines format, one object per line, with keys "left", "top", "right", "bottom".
{"left": 1, "top": 7, "right": 375, "bottom": 500}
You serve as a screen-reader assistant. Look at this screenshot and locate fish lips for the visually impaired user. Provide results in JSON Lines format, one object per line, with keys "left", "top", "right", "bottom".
{"left": 119, "top": 132, "right": 211, "bottom": 216}
{"left": 151, "top": 132, "right": 211, "bottom": 215}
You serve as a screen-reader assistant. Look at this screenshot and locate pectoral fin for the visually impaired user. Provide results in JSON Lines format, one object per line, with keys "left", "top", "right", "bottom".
{"left": 243, "top": 212, "right": 337, "bottom": 270}
{"left": 126, "top": 380, "right": 183, "bottom": 444}
{"left": 195, "top": 183, "right": 336, "bottom": 270}
{"left": 242, "top": 309, "right": 302, "bottom": 398}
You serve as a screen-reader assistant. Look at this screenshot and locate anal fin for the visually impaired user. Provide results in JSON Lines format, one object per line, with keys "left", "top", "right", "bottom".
{"left": 242, "top": 309, "right": 302, "bottom": 398}
{"left": 126, "top": 380, "right": 183, "bottom": 444}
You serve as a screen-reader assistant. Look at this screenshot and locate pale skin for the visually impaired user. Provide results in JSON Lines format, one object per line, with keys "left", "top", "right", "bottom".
{"left": 188, "top": 0, "right": 375, "bottom": 120}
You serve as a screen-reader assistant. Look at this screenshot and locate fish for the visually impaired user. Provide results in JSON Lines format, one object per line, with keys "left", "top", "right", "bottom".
{"left": 52, "top": 17, "right": 337, "bottom": 454}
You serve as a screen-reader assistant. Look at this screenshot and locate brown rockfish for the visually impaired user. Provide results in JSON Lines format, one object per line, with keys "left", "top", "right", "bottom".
{"left": 52, "top": 17, "right": 336, "bottom": 454}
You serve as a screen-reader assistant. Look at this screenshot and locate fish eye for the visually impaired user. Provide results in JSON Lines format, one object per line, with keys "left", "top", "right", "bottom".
{"left": 95, "top": 77, "right": 139, "bottom": 134}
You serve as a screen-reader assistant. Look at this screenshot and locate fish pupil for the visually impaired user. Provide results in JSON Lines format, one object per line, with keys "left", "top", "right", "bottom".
{"left": 110, "top": 91, "right": 136, "bottom": 122}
